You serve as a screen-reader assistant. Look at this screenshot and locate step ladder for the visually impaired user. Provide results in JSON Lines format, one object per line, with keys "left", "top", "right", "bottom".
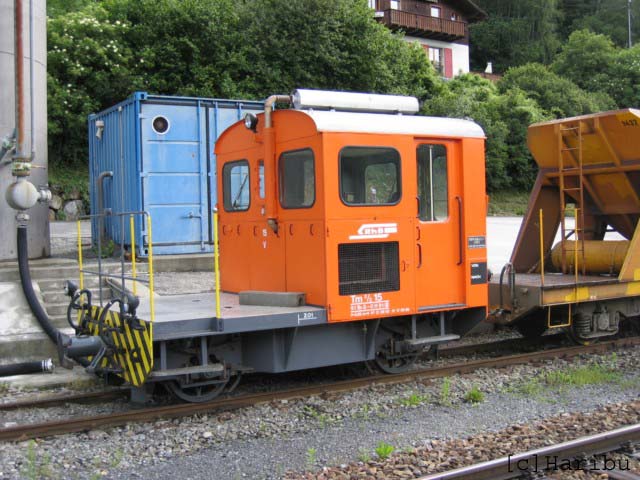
{"left": 557, "top": 121, "right": 586, "bottom": 276}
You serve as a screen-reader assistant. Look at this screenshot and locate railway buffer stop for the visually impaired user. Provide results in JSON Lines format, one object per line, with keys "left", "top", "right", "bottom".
{"left": 490, "top": 109, "right": 640, "bottom": 342}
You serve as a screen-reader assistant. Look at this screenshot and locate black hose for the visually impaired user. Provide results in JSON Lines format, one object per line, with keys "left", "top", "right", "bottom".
{"left": 17, "top": 226, "right": 89, "bottom": 367}
{"left": 0, "top": 359, "right": 53, "bottom": 377}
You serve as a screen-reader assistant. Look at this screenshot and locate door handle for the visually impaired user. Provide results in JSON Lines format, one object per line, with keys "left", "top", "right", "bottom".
{"left": 185, "top": 211, "right": 202, "bottom": 219}
{"left": 417, "top": 243, "right": 423, "bottom": 269}
{"left": 456, "top": 196, "right": 463, "bottom": 266}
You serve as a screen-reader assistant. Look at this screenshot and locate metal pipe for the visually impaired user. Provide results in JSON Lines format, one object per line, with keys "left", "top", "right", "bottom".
{"left": 29, "top": 0, "right": 34, "bottom": 158}
{"left": 14, "top": 0, "right": 26, "bottom": 161}
{"left": 263, "top": 95, "right": 291, "bottom": 231}
{"left": 97, "top": 171, "right": 113, "bottom": 246}
{"left": 0, "top": 359, "right": 53, "bottom": 377}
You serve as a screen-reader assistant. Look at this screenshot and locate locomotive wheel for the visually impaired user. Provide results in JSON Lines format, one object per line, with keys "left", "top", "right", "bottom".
{"left": 166, "top": 377, "right": 228, "bottom": 403}
{"left": 366, "top": 351, "right": 419, "bottom": 374}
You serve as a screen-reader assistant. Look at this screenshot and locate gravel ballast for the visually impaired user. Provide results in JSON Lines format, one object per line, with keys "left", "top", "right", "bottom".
{"left": 0, "top": 346, "right": 639, "bottom": 479}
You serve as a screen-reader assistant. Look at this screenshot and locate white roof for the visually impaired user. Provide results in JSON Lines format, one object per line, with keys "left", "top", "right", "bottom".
{"left": 301, "top": 110, "right": 485, "bottom": 139}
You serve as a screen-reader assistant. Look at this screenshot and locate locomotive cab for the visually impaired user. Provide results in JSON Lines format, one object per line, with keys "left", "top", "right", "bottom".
{"left": 215, "top": 89, "right": 489, "bottom": 372}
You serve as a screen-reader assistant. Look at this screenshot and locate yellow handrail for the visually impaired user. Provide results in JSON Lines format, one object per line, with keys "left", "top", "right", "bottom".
{"left": 213, "top": 209, "right": 221, "bottom": 319}
{"left": 76, "top": 220, "right": 84, "bottom": 290}
{"left": 539, "top": 208, "right": 545, "bottom": 288}
{"left": 129, "top": 215, "right": 137, "bottom": 296}
{"left": 146, "top": 214, "right": 155, "bottom": 324}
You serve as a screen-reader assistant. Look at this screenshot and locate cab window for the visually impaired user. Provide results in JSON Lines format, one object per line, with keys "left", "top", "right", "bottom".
{"left": 340, "top": 147, "right": 401, "bottom": 205}
{"left": 279, "top": 149, "right": 315, "bottom": 208}
{"left": 417, "top": 144, "right": 448, "bottom": 221}
{"left": 223, "top": 160, "right": 250, "bottom": 212}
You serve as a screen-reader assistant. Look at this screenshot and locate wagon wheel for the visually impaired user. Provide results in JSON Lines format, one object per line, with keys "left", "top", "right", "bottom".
{"left": 365, "top": 324, "right": 422, "bottom": 375}
{"left": 166, "top": 377, "right": 229, "bottom": 403}
{"left": 164, "top": 354, "right": 234, "bottom": 403}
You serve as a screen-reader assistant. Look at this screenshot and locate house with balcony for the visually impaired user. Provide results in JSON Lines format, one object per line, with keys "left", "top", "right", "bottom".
{"left": 370, "top": 0, "right": 487, "bottom": 78}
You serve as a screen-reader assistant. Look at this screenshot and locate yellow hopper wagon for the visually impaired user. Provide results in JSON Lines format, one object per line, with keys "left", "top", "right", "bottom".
{"left": 489, "top": 109, "right": 640, "bottom": 342}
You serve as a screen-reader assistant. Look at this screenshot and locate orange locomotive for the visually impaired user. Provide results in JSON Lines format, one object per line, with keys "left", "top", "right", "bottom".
{"left": 215, "top": 89, "right": 488, "bottom": 373}
{"left": 59, "top": 89, "right": 489, "bottom": 402}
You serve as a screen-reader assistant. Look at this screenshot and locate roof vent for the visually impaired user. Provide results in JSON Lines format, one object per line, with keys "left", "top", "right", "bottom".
{"left": 292, "top": 89, "right": 419, "bottom": 115}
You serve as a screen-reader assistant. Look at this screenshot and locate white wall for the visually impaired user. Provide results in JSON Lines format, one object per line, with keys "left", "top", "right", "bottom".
{"left": 405, "top": 36, "right": 470, "bottom": 77}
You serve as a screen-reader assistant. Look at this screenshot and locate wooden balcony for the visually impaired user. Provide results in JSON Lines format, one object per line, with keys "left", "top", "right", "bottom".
{"left": 378, "top": 9, "right": 467, "bottom": 41}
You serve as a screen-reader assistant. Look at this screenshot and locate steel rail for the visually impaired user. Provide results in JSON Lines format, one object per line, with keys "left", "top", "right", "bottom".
{"left": 1, "top": 336, "right": 639, "bottom": 442}
{"left": 0, "top": 337, "right": 538, "bottom": 413}
{"left": 418, "top": 423, "right": 640, "bottom": 480}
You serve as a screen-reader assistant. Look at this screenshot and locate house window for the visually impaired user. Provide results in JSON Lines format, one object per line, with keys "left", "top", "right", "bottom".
{"left": 430, "top": 6, "right": 440, "bottom": 17}
{"left": 390, "top": 1, "right": 399, "bottom": 10}
{"left": 368, "top": 0, "right": 376, "bottom": 9}
{"left": 428, "top": 47, "right": 444, "bottom": 76}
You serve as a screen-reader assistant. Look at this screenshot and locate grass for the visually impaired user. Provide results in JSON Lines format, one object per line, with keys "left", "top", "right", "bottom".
{"left": 375, "top": 442, "right": 395, "bottom": 460}
{"left": 439, "top": 377, "right": 452, "bottom": 406}
{"left": 545, "top": 363, "right": 621, "bottom": 387}
{"left": 464, "top": 386, "right": 485, "bottom": 404}
{"left": 487, "top": 190, "right": 530, "bottom": 216}
{"left": 306, "top": 448, "right": 317, "bottom": 469}
{"left": 399, "top": 392, "right": 430, "bottom": 407}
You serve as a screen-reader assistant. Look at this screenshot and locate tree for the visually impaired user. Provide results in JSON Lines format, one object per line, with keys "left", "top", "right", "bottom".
{"left": 470, "top": 0, "right": 562, "bottom": 72}
{"left": 551, "top": 29, "right": 617, "bottom": 94}
{"left": 498, "top": 63, "right": 615, "bottom": 118}
{"left": 47, "top": 5, "right": 135, "bottom": 166}
{"left": 424, "top": 74, "right": 544, "bottom": 191}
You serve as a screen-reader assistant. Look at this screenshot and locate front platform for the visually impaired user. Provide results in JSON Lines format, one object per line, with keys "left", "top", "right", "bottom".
{"left": 136, "top": 292, "right": 327, "bottom": 341}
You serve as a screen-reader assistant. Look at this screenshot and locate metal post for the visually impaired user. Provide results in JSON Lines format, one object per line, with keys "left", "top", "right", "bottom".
{"left": 213, "top": 208, "right": 221, "bottom": 319}
{"left": 146, "top": 214, "right": 155, "bottom": 325}
{"left": 76, "top": 220, "right": 84, "bottom": 290}
{"left": 130, "top": 215, "right": 137, "bottom": 296}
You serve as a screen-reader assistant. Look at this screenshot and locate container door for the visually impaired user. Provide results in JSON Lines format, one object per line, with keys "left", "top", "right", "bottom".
{"left": 140, "top": 103, "right": 209, "bottom": 254}
{"left": 415, "top": 141, "right": 465, "bottom": 311}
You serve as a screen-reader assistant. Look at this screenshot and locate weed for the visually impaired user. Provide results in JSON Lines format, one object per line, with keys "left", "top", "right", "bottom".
{"left": 439, "top": 377, "right": 452, "bottom": 406}
{"left": 399, "top": 392, "right": 429, "bottom": 407}
{"left": 505, "top": 378, "right": 544, "bottom": 397}
{"left": 306, "top": 448, "right": 317, "bottom": 469}
{"left": 358, "top": 448, "right": 371, "bottom": 463}
{"left": 544, "top": 363, "right": 621, "bottom": 387}
{"left": 0, "top": 382, "right": 9, "bottom": 394}
{"left": 303, "top": 405, "right": 331, "bottom": 428}
{"left": 464, "top": 386, "right": 485, "bottom": 404}
{"left": 375, "top": 442, "right": 395, "bottom": 460}
{"left": 21, "top": 441, "right": 53, "bottom": 479}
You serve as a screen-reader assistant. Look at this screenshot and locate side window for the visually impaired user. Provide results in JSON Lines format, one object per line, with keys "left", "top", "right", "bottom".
{"left": 279, "top": 149, "right": 315, "bottom": 209}
{"left": 417, "top": 144, "right": 448, "bottom": 221}
{"left": 223, "top": 160, "right": 250, "bottom": 212}
{"left": 340, "top": 147, "right": 401, "bottom": 206}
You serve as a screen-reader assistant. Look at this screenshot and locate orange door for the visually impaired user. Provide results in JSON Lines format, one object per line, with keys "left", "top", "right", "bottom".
{"left": 415, "top": 141, "right": 465, "bottom": 311}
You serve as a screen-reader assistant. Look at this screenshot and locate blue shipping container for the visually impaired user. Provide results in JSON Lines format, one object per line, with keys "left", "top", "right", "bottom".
{"left": 88, "top": 92, "right": 263, "bottom": 256}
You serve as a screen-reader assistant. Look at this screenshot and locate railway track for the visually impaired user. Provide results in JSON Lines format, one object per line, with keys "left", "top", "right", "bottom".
{"left": 0, "top": 333, "right": 561, "bottom": 412}
{"left": 418, "top": 423, "right": 640, "bottom": 480}
{"left": 1, "top": 336, "right": 638, "bottom": 443}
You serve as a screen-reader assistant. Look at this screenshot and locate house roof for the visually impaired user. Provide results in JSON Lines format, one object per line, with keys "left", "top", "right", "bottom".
{"left": 448, "top": 0, "right": 488, "bottom": 22}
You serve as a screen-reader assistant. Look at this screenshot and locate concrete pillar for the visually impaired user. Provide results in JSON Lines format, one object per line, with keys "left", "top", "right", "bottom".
{"left": 0, "top": 0, "right": 49, "bottom": 260}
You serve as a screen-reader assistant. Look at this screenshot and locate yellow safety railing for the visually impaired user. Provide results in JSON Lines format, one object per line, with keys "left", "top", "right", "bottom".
{"left": 129, "top": 215, "right": 137, "bottom": 296}
{"left": 539, "top": 209, "right": 545, "bottom": 288}
{"left": 76, "top": 220, "right": 84, "bottom": 290}
{"left": 213, "top": 208, "right": 221, "bottom": 319}
{"left": 147, "top": 214, "right": 155, "bottom": 325}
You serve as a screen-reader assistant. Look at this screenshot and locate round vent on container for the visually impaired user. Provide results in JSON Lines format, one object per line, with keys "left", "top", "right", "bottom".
{"left": 152, "top": 115, "right": 170, "bottom": 135}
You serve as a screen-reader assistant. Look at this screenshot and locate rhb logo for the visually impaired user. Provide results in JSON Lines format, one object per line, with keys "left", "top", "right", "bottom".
{"left": 349, "top": 223, "right": 398, "bottom": 240}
